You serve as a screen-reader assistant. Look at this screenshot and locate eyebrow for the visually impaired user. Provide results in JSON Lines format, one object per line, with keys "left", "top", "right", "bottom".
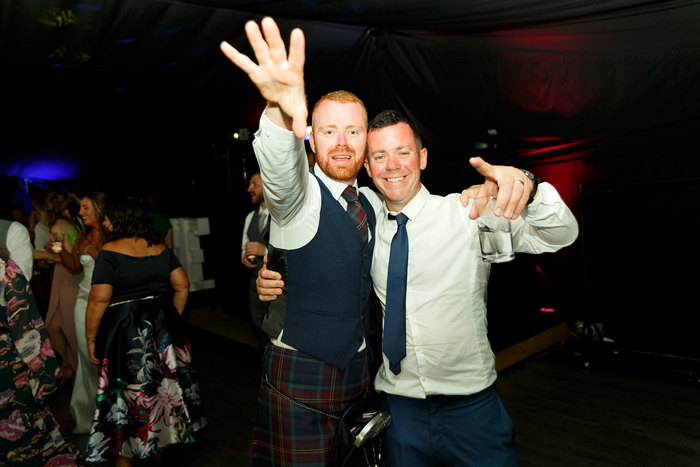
{"left": 318, "top": 124, "right": 365, "bottom": 130}
{"left": 373, "top": 145, "right": 412, "bottom": 152}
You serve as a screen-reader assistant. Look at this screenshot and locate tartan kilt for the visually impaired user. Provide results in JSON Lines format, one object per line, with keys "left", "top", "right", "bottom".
{"left": 252, "top": 343, "right": 370, "bottom": 466}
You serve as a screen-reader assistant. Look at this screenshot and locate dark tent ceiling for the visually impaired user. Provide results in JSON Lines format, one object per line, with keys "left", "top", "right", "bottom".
{"left": 3, "top": 0, "right": 700, "bottom": 201}
{"left": 4, "top": 0, "right": 700, "bottom": 359}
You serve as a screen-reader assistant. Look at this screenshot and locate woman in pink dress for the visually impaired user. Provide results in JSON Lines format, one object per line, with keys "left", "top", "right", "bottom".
{"left": 33, "top": 190, "right": 82, "bottom": 382}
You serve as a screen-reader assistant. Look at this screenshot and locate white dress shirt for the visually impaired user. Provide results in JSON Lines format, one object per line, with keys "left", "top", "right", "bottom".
{"left": 3, "top": 221, "right": 34, "bottom": 279}
{"left": 368, "top": 184, "right": 578, "bottom": 399}
{"left": 252, "top": 112, "right": 370, "bottom": 350}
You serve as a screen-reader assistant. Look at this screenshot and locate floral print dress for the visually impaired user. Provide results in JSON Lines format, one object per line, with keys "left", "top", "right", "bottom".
{"left": 0, "top": 256, "right": 80, "bottom": 466}
{"left": 85, "top": 248, "right": 206, "bottom": 462}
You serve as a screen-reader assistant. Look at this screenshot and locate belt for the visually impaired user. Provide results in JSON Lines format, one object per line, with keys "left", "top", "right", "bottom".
{"left": 108, "top": 295, "right": 158, "bottom": 308}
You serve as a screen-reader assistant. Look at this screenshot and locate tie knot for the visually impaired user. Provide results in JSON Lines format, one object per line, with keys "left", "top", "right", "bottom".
{"left": 341, "top": 185, "right": 360, "bottom": 203}
{"left": 389, "top": 212, "right": 409, "bottom": 226}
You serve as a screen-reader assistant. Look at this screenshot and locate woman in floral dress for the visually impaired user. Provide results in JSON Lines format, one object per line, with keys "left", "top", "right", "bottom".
{"left": 0, "top": 255, "right": 80, "bottom": 466}
{"left": 83, "top": 198, "right": 206, "bottom": 466}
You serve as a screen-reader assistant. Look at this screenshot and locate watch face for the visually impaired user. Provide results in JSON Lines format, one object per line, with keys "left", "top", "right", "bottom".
{"left": 520, "top": 169, "right": 535, "bottom": 181}
{"left": 519, "top": 169, "right": 538, "bottom": 204}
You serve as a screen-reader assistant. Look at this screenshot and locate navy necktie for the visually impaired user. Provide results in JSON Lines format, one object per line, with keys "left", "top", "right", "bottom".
{"left": 341, "top": 185, "right": 369, "bottom": 243}
{"left": 384, "top": 212, "right": 409, "bottom": 374}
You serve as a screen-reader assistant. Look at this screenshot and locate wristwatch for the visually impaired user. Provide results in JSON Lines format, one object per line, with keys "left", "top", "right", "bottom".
{"left": 519, "top": 169, "right": 539, "bottom": 204}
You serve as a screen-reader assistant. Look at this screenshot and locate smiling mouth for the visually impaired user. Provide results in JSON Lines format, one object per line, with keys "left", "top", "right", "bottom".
{"left": 386, "top": 176, "right": 405, "bottom": 182}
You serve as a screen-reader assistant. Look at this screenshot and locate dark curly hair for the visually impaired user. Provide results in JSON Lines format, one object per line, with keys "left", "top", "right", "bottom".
{"left": 104, "top": 197, "right": 161, "bottom": 246}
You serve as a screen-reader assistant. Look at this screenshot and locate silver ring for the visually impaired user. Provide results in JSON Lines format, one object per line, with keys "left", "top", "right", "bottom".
{"left": 514, "top": 179, "right": 525, "bottom": 185}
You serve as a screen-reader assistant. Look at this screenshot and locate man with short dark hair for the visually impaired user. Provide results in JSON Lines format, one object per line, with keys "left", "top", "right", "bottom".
{"left": 359, "top": 109, "right": 577, "bottom": 466}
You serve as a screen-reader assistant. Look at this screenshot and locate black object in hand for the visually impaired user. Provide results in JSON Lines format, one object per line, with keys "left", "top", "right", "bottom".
{"left": 266, "top": 245, "right": 287, "bottom": 284}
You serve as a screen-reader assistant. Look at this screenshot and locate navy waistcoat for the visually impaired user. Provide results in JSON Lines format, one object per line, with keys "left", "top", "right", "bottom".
{"left": 281, "top": 176, "right": 375, "bottom": 369}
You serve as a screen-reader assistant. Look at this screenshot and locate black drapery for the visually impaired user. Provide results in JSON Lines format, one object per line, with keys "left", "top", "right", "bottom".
{"left": 3, "top": 0, "right": 700, "bottom": 354}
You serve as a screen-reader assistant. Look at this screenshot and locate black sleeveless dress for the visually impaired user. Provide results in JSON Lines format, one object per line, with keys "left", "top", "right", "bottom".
{"left": 85, "top": 248, "right": 206, "bottom": 462}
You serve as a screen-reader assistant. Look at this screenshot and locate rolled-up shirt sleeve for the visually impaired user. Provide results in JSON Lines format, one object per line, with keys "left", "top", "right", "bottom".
{"left": 513, "top": 182, "right": 579, "bottom": 253}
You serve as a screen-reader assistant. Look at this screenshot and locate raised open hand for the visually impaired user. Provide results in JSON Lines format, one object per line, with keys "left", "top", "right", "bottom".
{"left": 220, "top": 17, "right": 308, "bottom": 139}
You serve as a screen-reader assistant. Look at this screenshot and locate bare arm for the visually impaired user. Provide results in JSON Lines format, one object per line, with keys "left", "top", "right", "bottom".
{"left": 33, "top": 248, "right": 60, "bottom": 262}
{"left": 59, "top": 230, "right": 95, "bottom": 271}
{"left": 85, "top": 283, "right": 112, "bottom": 365}
{"left": 164, "top": 229, "right": 174, "bottom": 249}
{"left": 170, "top": 266, "right": 189, "bottom": 314}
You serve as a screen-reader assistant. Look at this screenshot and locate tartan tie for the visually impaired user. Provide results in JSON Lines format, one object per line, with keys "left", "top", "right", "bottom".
{"left": 341, "top": 186, "right": 369, "bottom": 243}
{"left": 384, "top": 212, "right": 408, "bottom": 375}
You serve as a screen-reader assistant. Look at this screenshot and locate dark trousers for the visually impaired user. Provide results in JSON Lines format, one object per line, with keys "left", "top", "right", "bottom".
{"left": 379, "top": 385, "right": 519, "bottom": 467}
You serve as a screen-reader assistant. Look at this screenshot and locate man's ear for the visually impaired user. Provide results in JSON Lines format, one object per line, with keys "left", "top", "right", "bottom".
{"left": 420, "top": 147, "right": 428, "bottom": 170}
{"left": 309, "top": 130, "right": 316, "bottom": 153}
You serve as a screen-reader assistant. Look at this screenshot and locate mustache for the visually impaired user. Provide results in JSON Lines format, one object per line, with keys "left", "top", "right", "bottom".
{"left": 328, "top": 145, "right": 356, "bottom": 158}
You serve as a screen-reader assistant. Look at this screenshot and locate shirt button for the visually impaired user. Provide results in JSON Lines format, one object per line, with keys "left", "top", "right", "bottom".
{"left": 420, "top": 376, "right": 426, "bottom": 382}
{"left": 415, "top": 347, "right": 421, "bottom": 352}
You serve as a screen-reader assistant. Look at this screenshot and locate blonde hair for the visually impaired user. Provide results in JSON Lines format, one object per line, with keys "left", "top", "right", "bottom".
{"left": 311, "top": 90, "right": 367, "bottom": 131}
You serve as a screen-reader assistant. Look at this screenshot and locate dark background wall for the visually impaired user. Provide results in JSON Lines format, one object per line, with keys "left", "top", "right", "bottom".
{"left": 3, "top": 0, "right": 700, "bottom": 357}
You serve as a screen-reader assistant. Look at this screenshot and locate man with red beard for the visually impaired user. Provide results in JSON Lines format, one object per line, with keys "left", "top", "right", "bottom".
{"left": 221, "top": 18, "right": 376, "bottom": 465}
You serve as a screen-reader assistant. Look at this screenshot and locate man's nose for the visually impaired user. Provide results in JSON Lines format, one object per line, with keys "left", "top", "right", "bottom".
{"left": 386, "top": 154, "right": 401, "bottom": 170}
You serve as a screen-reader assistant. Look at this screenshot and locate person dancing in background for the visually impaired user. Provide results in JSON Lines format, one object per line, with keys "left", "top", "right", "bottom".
{"left": 0, "top": 254, "right": 81, "bottom": 466}
{"left": 33, "top": 189, "right": 82, "bottom": 383}
{"left": 59, "top": 191, "right": 107, "bottom": 436}
{"left": 84, "top": 197, "right": 206, "bottom": 466}
{"left": 241, "top": 172, "right": 270, "bottom": 344}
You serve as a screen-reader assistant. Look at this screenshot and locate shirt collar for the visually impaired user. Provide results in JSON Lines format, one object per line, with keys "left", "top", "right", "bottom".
{"left": 314, "top": 164, "right": 360, "bottom": 201}
{"left": 386, "top": 184, "right": 430, "bottom": 221}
